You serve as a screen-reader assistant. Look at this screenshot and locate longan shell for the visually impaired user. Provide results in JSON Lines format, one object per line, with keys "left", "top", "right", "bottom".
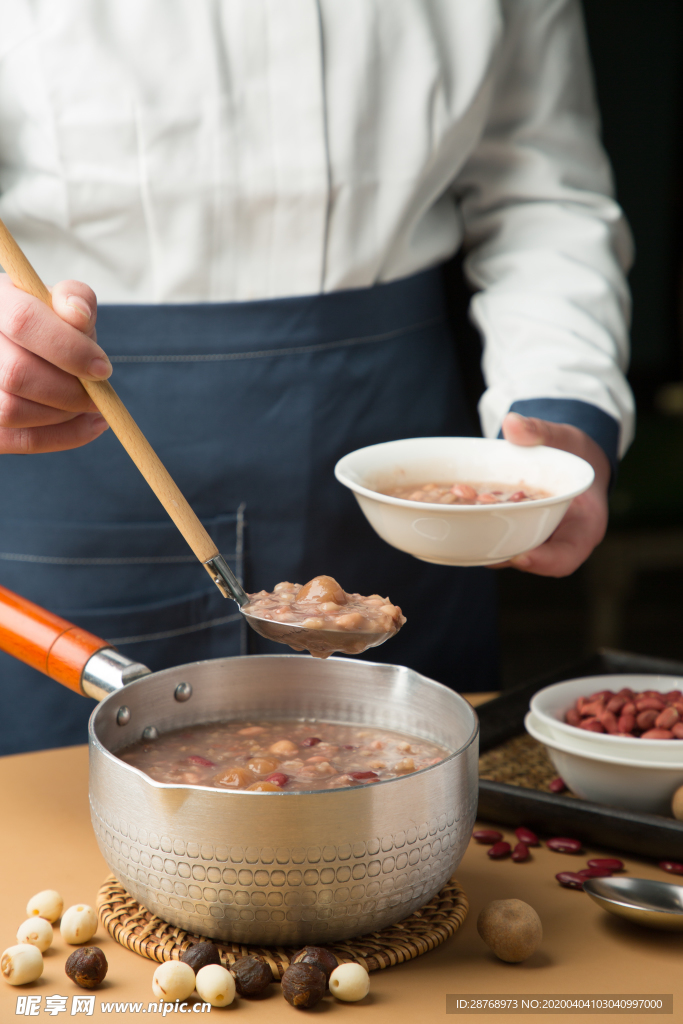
{"left": 477, "top": 898, "right": 542, "bottom": 963}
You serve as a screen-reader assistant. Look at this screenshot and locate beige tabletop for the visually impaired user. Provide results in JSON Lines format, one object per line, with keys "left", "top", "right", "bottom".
{"left": 1, "top": 698, "right": 681, "bottom": 1022}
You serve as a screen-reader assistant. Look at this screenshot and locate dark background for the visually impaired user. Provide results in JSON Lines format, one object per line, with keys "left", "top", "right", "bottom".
{"left": 449, "top": 0, "right": 683, "bottom": 689}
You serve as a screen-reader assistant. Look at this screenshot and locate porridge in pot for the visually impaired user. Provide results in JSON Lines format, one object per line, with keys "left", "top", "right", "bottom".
{"left": 118, "top": 719, "right": 449, "bottom": 791}
{"left": 382, "top": 482, "right": 550, "bottom": 505}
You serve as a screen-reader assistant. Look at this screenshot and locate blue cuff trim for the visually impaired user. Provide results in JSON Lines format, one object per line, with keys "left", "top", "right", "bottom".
{"left": 502, "top": 398, "right": 620, "bottom": 481}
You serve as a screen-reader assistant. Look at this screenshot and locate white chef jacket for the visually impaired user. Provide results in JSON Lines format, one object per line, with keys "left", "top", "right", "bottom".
{"left": 0, "top": 0, "right": 634, "bottom": 456}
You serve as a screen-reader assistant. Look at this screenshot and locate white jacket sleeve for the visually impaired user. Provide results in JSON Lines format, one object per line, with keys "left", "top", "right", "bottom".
{"left": 453, "top": 0, "right": 634, "bottom": 466}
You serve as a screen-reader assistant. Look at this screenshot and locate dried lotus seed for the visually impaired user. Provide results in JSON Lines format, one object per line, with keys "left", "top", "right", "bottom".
{"left": 152, "top": 960, "right": 196, "bottom": 1002}
{"left": 60, "top": 905, "right": 98, "bottom": 945}
{"left": 1, "top": 944, "right": 44, "bottom": 986}
{"left": 329, "top": 962, "right": 370, "bottom": 1002}
{"left": 17, "top": 917, "right": 53, "bottom": 953}
{"left": 26, "top": 889, "right": 63, "bottom": 923}
{"left": 195, "top": 964, "right": 236, "bottom": 1007}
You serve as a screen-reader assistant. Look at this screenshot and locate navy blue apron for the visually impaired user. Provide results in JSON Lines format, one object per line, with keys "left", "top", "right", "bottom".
{"left": 0, "top": 267, "right": 498, "bottom": 755}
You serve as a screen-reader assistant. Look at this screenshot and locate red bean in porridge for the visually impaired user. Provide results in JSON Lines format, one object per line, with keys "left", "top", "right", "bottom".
{"left": 118, "top": 719, "right": 448, "bottom": 791}
{"left": 382, "top": 482, "right": 550, "bottom": 505}
{"left": 245, "top": 575, "right": 405, "bottom": 635}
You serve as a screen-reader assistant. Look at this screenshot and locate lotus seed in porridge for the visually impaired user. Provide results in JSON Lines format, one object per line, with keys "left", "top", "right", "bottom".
{"left": 118, "top": 719, "right": 449, "bottom": 791}
{"left": 383, "top": 482, "right": 550, "bottom": 504}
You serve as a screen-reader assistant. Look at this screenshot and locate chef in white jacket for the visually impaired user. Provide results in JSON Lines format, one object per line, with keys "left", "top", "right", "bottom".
{"left": 0, "top": 0, "right": 633, "bottom": 753}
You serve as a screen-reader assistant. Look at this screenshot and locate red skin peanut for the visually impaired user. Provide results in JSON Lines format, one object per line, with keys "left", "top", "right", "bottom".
{"left": 606, "top": 695, "right": 627, "bottom": 715}
{"left": 580, "top": 700, "right": 605, "bottom": 718}
{"left": 655, "top": 707, "right": 680, "bottom": 730}
{"left": 587, "top": 858, "right": 624, "bottom": 871}
{"left": 621, "top": 701, "right": 636, "bottom": 717}
{"left": 617, "top": 714, "right": 636, "bottom": 734}
{"left": 511, "top": 842, "right": 530, "bottom": 862}
{"left": 514, "top": 827, "right": 540, "bottom": 847}
{"left": 673, "top": 702, "right": 683, "bottom": 716}
{"left": 556, "top": 872, "right": 584, "bottom": 889}
{"left": 546, "top": 837, "right": 583, "bottom": 854}
{"left": 188, "top": 755, "right": 215, "bottom": 767}
{"left": 301, "top": 737, "right": 321, "bottom": 747}
{"left": 565, "top": 708, "right": 582, "bottom": 728}
{"left": 349, "top": 771, "right": 379, "bottom": 782}
{"left": 636, "top": 709, "right": 658, "bottom": 732}
{"left": 617, "top": 688, "right": 635, "bottom": 699}
{"left": 264, "top": 772, "right": 289, "bottom": 787}
{"left": 580, "top": 718, "right": 605, "bottom": 733}
{"left": 549, "top": 777, "right": 567, "bottom": 793}
{"left": 578, "top": 868, "right": 613, "bottom": 879}
{"left": 664, "top": 690, "right": 683, "bottom": 702}
{"left": 472, "top": 829, "right": 503, "bottom": 844}
{"left": 636, "top": 697, "right": 665, "bottom": 713}
{"left": 640, "top": 728, "right": 673, "bottom": 740}
{"left": 598, "top": 710, "right": 619, "bottom": 734}
{"left": 589, "top": 690, "right": 614, "bottom": 701}
{"left": 672, "top": 723, "right": 683, "bottom": 739}
{"left": 487, "top": 841, "right": 512, "bottom": 859}
{"left": 658, "top": 861, "right": 683, "bottom": 875}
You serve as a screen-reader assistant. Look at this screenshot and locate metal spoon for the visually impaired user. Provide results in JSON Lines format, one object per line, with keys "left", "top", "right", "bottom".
{"left": 583, "top": 876, "right": 683, "bottom": 931}
{"left": 0, "top": 220, "right": 400, "bottom": 658}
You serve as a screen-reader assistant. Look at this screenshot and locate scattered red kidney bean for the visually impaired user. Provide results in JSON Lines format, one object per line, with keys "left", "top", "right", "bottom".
{"left": 487, "top": 841, "right": 512, "bottom": 859}
{"left": 472, "top": 829, "right": 504, "bottom": 844}
{"left": 546, "top": 837, "right": 582, "bottom": 854}
{"left": 511, "top": 842, "right": 530, "bottom": 862}
{"left": 301, "top": 738, "right": 321, "bottom": 747}
{"left": 188, "top": 755, "right": 215, "bottom": 767}
{"left": 556, "top": 872, "right": 584, "bottom": 889}
{"left": 587, "top": 858, "right": 624, "bottom": 872}
{"left": 564, "top": 688, "right": 683, "bottom": 738}
{"left": 658, "top": 861, "right": 683, "bottom": 875}
{"left": 264, "top": 772, "right": 289, "bottom": 787}
{"left": 578, "top": 868, "right": 613, "bottom": 879}
{"left": 514, "top": 827, "right": 540, "bottom": 846}
{"left": 549, "top": 777, "right": 567, "bottom": 793}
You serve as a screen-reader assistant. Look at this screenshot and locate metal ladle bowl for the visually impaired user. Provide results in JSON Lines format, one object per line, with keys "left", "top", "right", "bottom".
{"left": 206, "top": 554, "right": 402, "bottom": 657}
{"left": 583, "top": 876, "right": 683, "bottom": 931}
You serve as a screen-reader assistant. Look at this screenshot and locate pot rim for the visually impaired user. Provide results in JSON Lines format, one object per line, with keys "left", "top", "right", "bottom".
{"left": 89, "top": 653, "right": 480, "bottom": 797}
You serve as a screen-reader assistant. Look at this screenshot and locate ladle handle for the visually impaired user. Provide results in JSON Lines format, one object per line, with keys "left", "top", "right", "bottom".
{"left": 0, "top": 218, "right": 220, "bottom": 568}
{"left": 0, "top": 583, "right": 111, "bottom": 693}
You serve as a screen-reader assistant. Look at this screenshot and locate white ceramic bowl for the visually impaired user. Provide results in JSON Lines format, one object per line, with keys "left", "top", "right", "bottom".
{"left": 334, "top": 437, "right": 594, "bottom": 566}
{"left": 530, "top": 675, "right": 683, "bottom": 764}
{"left": 524, "top": 711, "right": 683, "bottom": 815}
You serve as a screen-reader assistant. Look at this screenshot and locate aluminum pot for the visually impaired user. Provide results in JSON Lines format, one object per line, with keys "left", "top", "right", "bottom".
{"left": 0, "top": 585, "right": 479, "bottom": 945}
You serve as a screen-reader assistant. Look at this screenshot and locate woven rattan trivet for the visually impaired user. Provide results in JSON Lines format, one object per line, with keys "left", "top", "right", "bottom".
{"left": 97, "top": 875, "right": 467, "bottom": 978}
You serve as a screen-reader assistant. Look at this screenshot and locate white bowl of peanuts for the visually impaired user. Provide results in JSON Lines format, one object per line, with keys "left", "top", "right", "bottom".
{"left": 530, "top": 675, "right": 683, "bottom": 760}
{"left": 334, "top": 437, "right": 594, "bottom": 566}
{"left": 525, "top": 710, "right": 683, "bottom": 815}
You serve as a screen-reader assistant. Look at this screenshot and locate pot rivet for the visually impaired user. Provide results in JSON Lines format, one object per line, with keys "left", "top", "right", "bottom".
{"left": 142, "top": 726, "right": 159, "bottom": 741}
{"left": 174, "top": 682, "right": 193, "bottom": 702}
{"left": 116, "top": 706, "right": 131, "bottom": 726}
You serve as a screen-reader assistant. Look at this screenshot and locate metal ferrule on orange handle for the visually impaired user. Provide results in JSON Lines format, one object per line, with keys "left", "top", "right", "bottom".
{"left": 0, "top": 584, "right": 111, "bottom": 693}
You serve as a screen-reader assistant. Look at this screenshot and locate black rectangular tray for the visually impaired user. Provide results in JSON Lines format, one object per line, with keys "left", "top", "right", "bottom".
{"left": 476, "top": 649, "right": 683, "bottom": 859}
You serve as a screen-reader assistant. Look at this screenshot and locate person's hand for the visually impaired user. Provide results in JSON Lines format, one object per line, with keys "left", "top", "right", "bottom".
{"left": 493, "top": 411, "right": 611, "bottom": 577}
{"left": 0, "top": 275, "right": 111, "bottom": 454}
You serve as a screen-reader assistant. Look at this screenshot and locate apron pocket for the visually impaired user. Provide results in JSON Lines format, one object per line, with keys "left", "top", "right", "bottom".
{"left": 0, "top": 507, "right": 244, "bottom": 610}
